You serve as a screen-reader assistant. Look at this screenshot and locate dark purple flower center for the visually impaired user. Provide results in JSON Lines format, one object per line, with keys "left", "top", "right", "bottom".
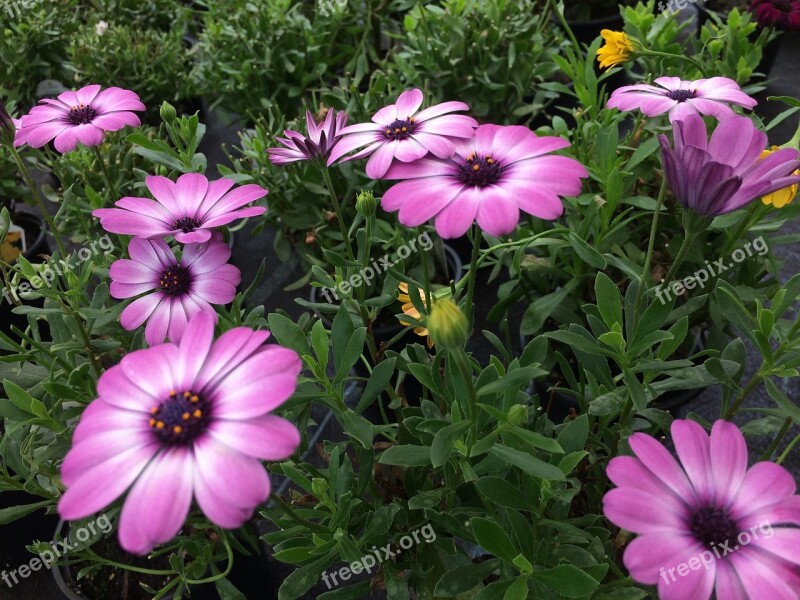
{"left": 67, "top": 104, "right": 98, "bottom": 125}
{"left": 173, "top": 216, "right": 201, "bottom": 234}
{"left": 690, "top": 506, "right": 739, "bottom": 548}
{"left": 159, "top": 266, "right": 192, "bottom": 296}
{"left": 667, "top": 89, "right": 696, "bottom": 102}
{"left": 458, "top": 153, "right": 502, "bottom": 187}
{"left": 149, "top": 390, "right": 211, "bottom": 446}
{"left": 384, "top": 118, "right": 417, "bottom": 141}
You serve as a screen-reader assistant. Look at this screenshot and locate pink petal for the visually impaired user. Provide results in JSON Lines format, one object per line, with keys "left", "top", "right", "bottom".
{"left": 193, "top": 328, "right": 271, "bottom": 391}
{"left": 394, "top": 89, "right": 424, "bottom": 117}
{"left": 475, "top": 187, "right": 520, "bottom": 236}
{"left": 119, "top": 344, "right": 180, "bottom": 400}
{"left": 191, "top": 279, "right": 237, "bottom": 305}
{"left": 623, "top": 532, "right": 706, "bottom": 585}
{"left": 166, "top": 299, "right": 190, "bottom": 343}
{"left": 728, "top": 551, "right": 799, "bottom": 600}
{"left": 365, "top": 142, "right": 399, "bottom": 178}
{"left": 628, "top": 432, "right": 696, "bottom": 501}
{"left": 412, "top": 132, "right": 456, "bottom": 159}
{"left": 714, "top": 559, "right": 748, "bottom": 600}
{"left": 414, "top": 100, "right": 470, "bottom": 122}
{"left": 146, "top": 175, "right": 184, "bottom": 215}
{"left": 194, "top": 468, "right": 251, "bottom": 528}
{"left": 120, "top": 293, "right": 164, "bottom": 331}
{"left": 174, "top": 312, "right": 215, "bottom": 389}
{"left": 209, "top": 415, "right": 300, "bottom": 460}
{"left": 327, "top": 131, "right": 381, "bottom": 165}
{"left": 127, "top": 237, "right": 175, "bottom": 270}
{"left": 193, "top": 436, "right": 271, "bottom": 509}
{"left": 395, "top": 179, "right": 463, "bottom": 226}
{"left": 655, "top": 555, "right": 716, "bottom": 600}
{"left": 730, "top": 462, "right": 797, "bottom": 520}
{"left": 110, "top": 259, "right": 159, "bottom": 286}
{"left": 61, "top": 429, "right": 154, "bottom": 486}
{"left": 176, "top": 173, "right": 209, "bottom": 209}
{"left": 92, "top": 111, "right": 140, "bottom": 131}
{"left": 710, "top": 420, "right": 748, "bottom": 506}
{"left": 434, "top": 188, "right": 479, "bottom": 238}
{"left": 394, "top": 137, "right": 429, "bottom": 162}
{"left": 672, "top": 419, "right": 714, "bottom": 504}
{"left": 92, "top": 87, "right": 146, "bottom": 112}
{"left": 603, "top": 487, "right": 690, "bottom": 534}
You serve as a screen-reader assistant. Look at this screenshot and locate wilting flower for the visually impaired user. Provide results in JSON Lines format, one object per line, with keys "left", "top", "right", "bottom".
{"left": 18, "top": 84, "right": 144, "bottom": 153}
{"left": 110, "top": 235, "right": 240, "bottom": 345}
{"left": 596, "top": 30, "right": 635, "bottom": 69}
{"left": 398, "top": 283, "right": 433, "bottom": 348}
{"left": 749, "top": 0, "right": 800, "bottom": 31}
{"left": 761, "top": 146, "right": 799, "bottom": 208}
{"left": 58, "top": 312, "right": 302, "bottom": 555}
{"left": 327, "top": 88, "right": 478, "bottom": 179}
{"left": 93, "top": 173, "right": 267, "bottom": 244}
{"left": 381, "top": 124, "right": 588, "bottom": 238}
{"left": 659, "top": 114, "right": 800, "bottom": 216}
{"left": 604, "top": 419, "right": 800, "bottom": 600}
{"left": 267, "top": 109, "right": 348, "bottom": 165}
{"left": 608, "top": 77, "right": 757, "bottom": 122}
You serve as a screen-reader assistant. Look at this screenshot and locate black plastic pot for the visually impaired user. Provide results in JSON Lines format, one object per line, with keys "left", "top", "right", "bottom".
{"left": 566, "top": 13, "right": 625, "bottom": 47}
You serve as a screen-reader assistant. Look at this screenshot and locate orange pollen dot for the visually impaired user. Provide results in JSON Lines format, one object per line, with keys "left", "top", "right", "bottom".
{"left": 173, "top": 425, "right": 182, "bottom": 434}
{"left": 190, "top": 395, "right": 199, "bottom": 403}
{"left": 182, "top": 412, "right": 190, "bottom": 420}
{"left": 395, "top": 128, "right": 401, "bottom": 133}
{"left": 486, "top": 157, "right": 494, "bottom": 164}
{"left": 409, "top": 117, "right": 415, "bottom": 122}
{"left": 193, "top": 409, "right": 202, "bottom": 419}
{"left": 183, "top": 391, "right": 191, "bottom": 398}
{"left": 156, "top": 421, "right": 165, "bottom": 429}
{"left": 169, "top": 390, "right": 177, "bottom": 397}
{"left": 385, "top": 129, "right": 391, "bottom": 134}
{"left": 402, "top": 126, "right": 407, "bottom": 131}
{"left": 149, "top": 418, "right": 156, "bottom": 427}
{"left": 150, "top": 406, "right": 158, "bottom": 414}
{"left": 473, "top": 164, "right": 480, "bottom": 171}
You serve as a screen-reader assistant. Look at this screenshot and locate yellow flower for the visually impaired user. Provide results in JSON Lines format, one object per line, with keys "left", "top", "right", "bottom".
{"left": 398, "top": 282, "right": 433, "bottom": 348}
{"left": 596, "top": 30, "right": 634, "bottom": 69}
{"left": 760, "top": 146, "right": 799, "bottom": 209}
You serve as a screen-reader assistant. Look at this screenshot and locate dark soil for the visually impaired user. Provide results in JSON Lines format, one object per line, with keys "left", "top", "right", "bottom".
{"left": 702, "top": 0, "right": 750, "bottom": 11}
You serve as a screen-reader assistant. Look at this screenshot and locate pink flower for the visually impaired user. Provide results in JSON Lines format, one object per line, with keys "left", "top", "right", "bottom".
{"left": 110, "top": 235, "right": 240, "bottom": 346}
{"left": 267, "top": 109, "right": 348, "bottom": 165}
{"left": 327, "top": 88, "right": 478, "bottom": 178}
{"left": 750, "top": 0, "right": 800, "bottom": 31}
{"left": 93, "top": 173, "right": 267, "bottom": 244}
{"left": 18, "top": 84, "right": 144, "bottom": 153}
{"left": 58, "top": 312, "right": 302, "bottom": 555}
{"left": 380, "top": 124, "right": 588, "bottom": 238}
{"left": 607, "top": 77, "right": 757, "bottom": 122}
{"left": 604, "top": 419, "right": 800, "bottom": 600}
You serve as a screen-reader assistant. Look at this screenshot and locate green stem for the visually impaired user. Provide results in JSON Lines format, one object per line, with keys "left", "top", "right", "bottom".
{"left": 760, "top": 417, "right": 793, "bottom": 461}
{"left": 184, "top": 530, "right": 234, "bottom": 585}
{"left": 465, "top": 226, "right": 481, "bottom": 329}
{"left": 452, "top": 348, "right": 478, "bottom": 447}
{"left": 420, "top": 228, "right": 432, "bottom": 310}
{"left": 8, "top": 146, "right": 67, "bottom": 257}
{"left": 723, "top": 203, "right": 767, "bottom": 256}
{"left": 724, "top": 372, "right": 762, "bottom": 419}
{"left": 320, "top": 167, "right": 355, "bottom": 262}
{"left": 661, "top": 230, "right": 698, "bottom": 287}
{"left": 92, "top": 145, "right": 117, "bottom": 200}
{"left": 777, "top": 432, "right": 800, "bottom": 465}
{"left": 635, "top": 177, "right": 668, "bottom": 319}
{"left": 640, "top": 49, "right": 709, "bottom": 77}
{"left": 270, "top": 493, "right": 329, "bottom": 534}
{"left": 547, "top": 0, "right": 581, "bottom": 51}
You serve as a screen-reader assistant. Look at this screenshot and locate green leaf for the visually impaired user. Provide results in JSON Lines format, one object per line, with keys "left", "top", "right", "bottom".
{"left": 529, "top": 565, "right": 600, "bottom": 598}
{"left": 268, "top": 314, "right": 311, "bottom": 357}
{"left": 520, "top": 280, "right": 578, "bottom": 335}
{"left": 339, "top": 411, "right": 373, "bottom": 449}
{"left": 334, "top": 327, "right": 366, "bottom": 384}
{"left": 594, "top": 272, "right": 622, "bottom": 329}
{"left": 431, "top": 421, "right": 471, "bottom": 468}
{"left": 471, "top": 517, "right": 518, "bottom": 562}
{"left": 476, "top": 366, "right": 547, "bottom": 397}
{"left": 379, "top": 445, "right": 432, "bottom": 467}
{"left": 215, "top": 578, "right": 246, "bottom": 600}
{"left": 311, "top": 319, "right": 329, "bottom": 374}
{"left": 556, "top": 414, "right": 588, "bottom": 454}
{"left": 490, "top": 444, "right": 565, "bottom": 480}
{"left": 0, "top": 500, "right": 52, "bottom": 525}
{"left": 503, "top": 576, "right": 529, "bottom": 600}
{"left": 433, "top": 560, "right": 500, "bottom": 596}
{"left": 568, "top": 232, "right": 607, "bottom": 269}
{"left": 355, "top": 358, "right": 396, "bottom": 414}
{"left": 475, "top": 477, "right": 531, "bottom": 509}
{"left": 278, "top": 552, "right": 336, "bottom": 600}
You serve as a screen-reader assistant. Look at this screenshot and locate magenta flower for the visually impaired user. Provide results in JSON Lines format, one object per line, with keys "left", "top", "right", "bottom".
{"left": 18, "top": 84, "right": 144, "bottom": 153}
{"left": 750, "top": 0, "right": 800, "bottom": 31}
{"left": 380, "top": 124, "right": 587, "bottom": 238}
{"left": 110, "top": 235, "right": 240, "bottom": 346}
{"left": 267, "top": 109, "right": 348, "bottom": 165}
{"left": 607, "top": 77, "right": 757, "bottom": 122}
{"left": 604, "top": 419, "right": 800, "bottom": 600}
{"left": 93, "top": 173, "right": 267, "bottom": 244}
{"left": 58, "top": 312, "right": 302, "bottom": 555}
{"left": 659, "top": 114, "right": 800, "bottom": 216}
{"left": 327, "top": 88, "right": 478, "bottom": 178}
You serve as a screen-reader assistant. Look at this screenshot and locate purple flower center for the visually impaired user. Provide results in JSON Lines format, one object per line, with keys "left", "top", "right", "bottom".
{"left": 667, "top": 89, "right": 696, "bottom": 103}
{"left": 149, "top": 390, "right": 211, "bottom": 446}
{"left": 458, "top": 153, "right": 501, "bottom": 187}
{"left": 690, "top": 506, "right": 739, "bottom": 548}
{"left": 159, "top": 266, "right": 192, "bottom": 296}
{"left": 67, "top": 104, "right": 98, "bottom": 125}
{"left": 173, "top": 216, "right": 201, "bottom": 234}
{"left": 384, "top": 118, "right": 417, "bottom": 141}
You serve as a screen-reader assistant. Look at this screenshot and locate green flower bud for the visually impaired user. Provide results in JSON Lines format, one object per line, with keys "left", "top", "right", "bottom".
{"left": 160, "top": 101, "right": 177, "bottom": 125}
{"left": 428, "top": 298, "right": 468, "bottom": 350}
{"left": 507, "top": 404, "right": 527, "bottom": 426}
{"left": 355, "top": 190, "right": 376, "bottom": 217}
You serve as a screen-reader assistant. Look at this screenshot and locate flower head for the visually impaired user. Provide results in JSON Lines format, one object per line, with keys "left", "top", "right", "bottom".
{"left": 659, "top": 114, "right": 800, "bottom": 216}
{"left": 327, "top": 89, "right": 478, "bottom": 178}
{"left": 381, "top": 124, "right": 587, "bottom": 238}
{"left": 93, "top": 173, "right": 267, "bottom": 244}
{"left": 398, "top": 282, "right": 433, "bottom": 348}
{"left": 110, "top": 235, "right": 241, "bottom": 345}
{"left": 596, "top": 30, "right": 635, "bottom": 69}
{"left": 58, "top": 312, "right": 302, "bottom": 555}
{"left": 760, "top": 146, "right": 799, "bottom": 208}
{"left": 750, "top": 0, "right": 800, "bottom": 31}
{"left": 604, "top": 419, "right": 800, "bottom": 600}
{"left": 18, "top": 84, "right": 144, "bottom": 153}
{"left": 608, "top": 77, "right": 757, "bottom": 122}
{"left": 268, "top": 108, "right": 348, "bottom": 165}
{"left": 428, "top": 298, "right": 468, "bottom": 350}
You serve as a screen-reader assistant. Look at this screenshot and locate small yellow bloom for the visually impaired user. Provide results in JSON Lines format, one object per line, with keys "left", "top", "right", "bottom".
{"left": 596, "top": 30, "right": 634, "bottom": 70}
{"left": 398, "top": 282, "right": 433, "bottom": 348}
{"left": 760, "top": 146, "right": 799, "bottom": 208}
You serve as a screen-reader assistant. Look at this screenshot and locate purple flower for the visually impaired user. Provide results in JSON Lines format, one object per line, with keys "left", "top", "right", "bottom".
{"left": 58, "top": 312, "right": 302, "bottom": 555}
{"left": 267, "top": 109, "right": 348, "bottom": 165}
{"left": 327, "top": 88, "right": 478, "bottom": 178}
{"left": 607, "top": 77, "right": 757, "bottom": 122}
{"left": 604, "top": 419, "right": 800, "bottom": 600}
{"left": 93, "top": 173, "right": 267, "bottom": 244}
{"left": 659, "top": 114, "right": 800, "bottom": 216}
{"left": 18, "top": 84, "right": 144, "bottom": 153}
{"left": 380, "top": 124, "right": 588, "bottom": 238}
{"left": 110, "top": 235, "right": 240, "bottom": 346}
{"left": 750, "top": 0, "right": 800, "bottom": 32}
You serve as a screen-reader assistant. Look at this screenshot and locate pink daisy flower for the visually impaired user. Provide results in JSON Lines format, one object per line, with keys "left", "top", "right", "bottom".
{"left": 18, "top": 84, "right": 145, "bottom": 153}
{"left": 93, "top": 173, "right": 267, "bottom": 244}
{"left": 267, "top": 108, "right": 348, "bottom": 165}
{"left": 327, "top": 88, "right": 478, "bottom": 178}
{"left": 380, "top": 124, "right": 588, "bottom": 238}
{"left": 607, "top": 76, "right": 757, "bottom": 122}
{"left": 58, "top": 312, "right": 302, "bottom": 555}
{"left": 604, "top": 419, "right": 800, "bottom": 600}
{"left": 110, "top": 235, "right": 240, "bottom": 346}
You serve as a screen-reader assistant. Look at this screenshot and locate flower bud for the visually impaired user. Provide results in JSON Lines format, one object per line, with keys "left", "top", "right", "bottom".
{"left": 160, "top": 101, "right": 177, "bottom": 125}
{"left": 507, "top": 404, "right": 527, "bottom": 426}
{"left": 428, "top": 298, "right": 468, "bottom": 350}
{"left": 356, "top": 190, "right": 376, "bottom": 217}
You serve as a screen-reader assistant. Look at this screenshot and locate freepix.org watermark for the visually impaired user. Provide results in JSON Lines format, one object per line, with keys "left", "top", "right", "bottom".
{"left": 321, "top": 523, "right": 436, "bottom": 589}
{"left": 318, "top": 231, "right": 433, "bottom": 303}
{"left": 1, "top": 234, "right": 114, "bottom": 305}
{"left": 659, "top": 519, "right": 774, "bottom": 585}
{"left": 1, "top": 514, "right": 113, "bottom": 589}
{"left": 657, "top": 0, "right": 698, "bottom": 16}
{"left": 654, "top": 236, "right": 768, "bottom": 305}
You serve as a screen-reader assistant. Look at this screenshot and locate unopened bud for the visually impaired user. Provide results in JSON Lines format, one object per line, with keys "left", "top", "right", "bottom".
{"left": 160, "top": 101, "right": 177, "bottom": 125}
{"left": 428, "top": 298, "right": 468, "bottom": 350}
{"left": 356, "top": 190, "right": 376, "bottom": 217}
{"left": 507, "top": 404, "right": 527, "bottom": 426}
